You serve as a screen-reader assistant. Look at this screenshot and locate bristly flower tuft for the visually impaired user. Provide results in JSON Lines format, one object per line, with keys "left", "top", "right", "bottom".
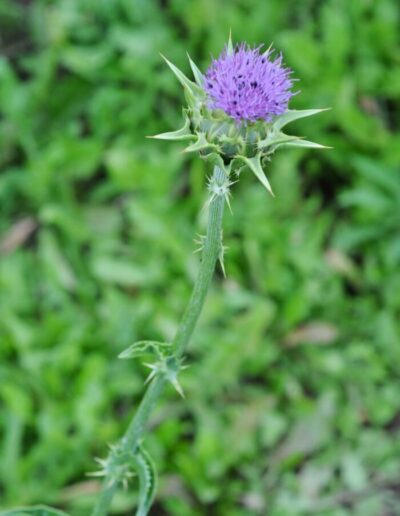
{"left": 151, "top": 36, "right": 329, "bottom": 196}
{"left": 204, "top": 43, "right": 294, "bottom": 124}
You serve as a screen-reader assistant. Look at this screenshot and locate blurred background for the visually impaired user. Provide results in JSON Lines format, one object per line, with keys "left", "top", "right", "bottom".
{"left": 1, "top": 0, "right": 400, "bottom": 515}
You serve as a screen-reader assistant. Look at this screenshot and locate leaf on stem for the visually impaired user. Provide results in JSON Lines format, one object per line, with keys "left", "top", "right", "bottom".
{"left": 133, "top": 446, "right": 158, "bottom": 516}
{"left": 118, "top": 341, "right": 171, "bottom": 360}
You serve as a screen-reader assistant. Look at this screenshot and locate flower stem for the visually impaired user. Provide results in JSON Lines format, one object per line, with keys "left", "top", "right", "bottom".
{"left": 91, "top": 165, "right": 226, "bottom": 516}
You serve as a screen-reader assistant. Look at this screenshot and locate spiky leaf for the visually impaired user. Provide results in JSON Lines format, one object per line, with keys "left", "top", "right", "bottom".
{"left": 148, "top": 115, "right": 194, "bottom": 141}
{"left": 235, "top": 154, "right": 274, "bottom": 196}
{"left": 134, "top": 446, "right": 157, "bottom": 516}
{"left": 273, "top": 108, "right": 330, "bottom": 131}
{"left": 183, "top": 132, "right": 219, "bottom": 153}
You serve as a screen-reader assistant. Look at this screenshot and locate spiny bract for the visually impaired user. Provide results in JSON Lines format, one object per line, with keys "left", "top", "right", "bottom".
{"left": 151, "top": 35, "right": 329, "bottom": 196}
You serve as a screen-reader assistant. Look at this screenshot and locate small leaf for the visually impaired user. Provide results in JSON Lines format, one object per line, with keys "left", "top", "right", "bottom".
{"left": 183, "top": 132, "right": 219, "bottom": 153}
{"left": 148, "top": 115, "right": 194, "bottom": 141}
{"left": 118, "top": 341, "right": 171, "bottom": 360}
{"left": 186, "top": 53, "right": 204, "bottom": 87}
{"left": 273, "top": 108, "right": 330, "bottom": 131}
{"left": 235, "top": 154, "right": 274, "bottom": 196}
{"left": 134, "top": 446, "right": 158, "bottom": 516}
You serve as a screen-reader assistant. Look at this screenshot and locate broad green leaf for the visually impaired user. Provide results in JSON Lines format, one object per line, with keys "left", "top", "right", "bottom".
{"left": 134, "top": 446, "right": 157, "bottom": 516}
{"left": 273, "top": 108, "right": 330, "bottom": 131}
{"left": 118, "top": 341, "right": 171, "bottom": 360}
{"left": 235, "top": 154, "right": 274, "bottom": 196}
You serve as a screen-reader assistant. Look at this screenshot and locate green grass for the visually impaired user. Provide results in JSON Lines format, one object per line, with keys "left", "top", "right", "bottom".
{"left": 1, "top": 0, "right": 400, "bottom": 514}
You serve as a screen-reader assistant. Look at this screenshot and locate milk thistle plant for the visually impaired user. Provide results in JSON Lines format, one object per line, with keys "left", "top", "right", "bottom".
{"left": 89, "top": 37, "right": 327, "bottom": 516}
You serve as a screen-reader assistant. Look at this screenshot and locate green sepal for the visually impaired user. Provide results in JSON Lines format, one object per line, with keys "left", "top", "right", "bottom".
{"left": 118, "top": 341, "right": 171, "bottom": 360}
{"left": 235, "top": 153, "right": 274, "bottom": 196}
{"left": 186, "top": 53, "right": 204, "bottom": 87}
{"left": 133, "top": 446, "right": 157, "bottom": 516}
{"left": 273, "top": 108, "right": 330, "bottom": 131}
{"left": 183, "top": 132, "right": 220, "bottom": 153}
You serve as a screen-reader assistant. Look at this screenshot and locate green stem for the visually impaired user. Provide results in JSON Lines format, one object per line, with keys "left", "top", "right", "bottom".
{"left": 91, "top": 165, "right": 226, "bottom": 516}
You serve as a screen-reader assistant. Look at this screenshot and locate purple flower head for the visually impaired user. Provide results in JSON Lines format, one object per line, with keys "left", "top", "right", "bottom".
{"left": 204, "top": 43, "right": 294, "bottom": 124}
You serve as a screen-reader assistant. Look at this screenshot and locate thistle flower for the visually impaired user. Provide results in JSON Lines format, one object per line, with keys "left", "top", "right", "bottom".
{"left": 151, "top": 35, "right": 329, "bottom": 196}
{"left": 204, "top": 43, "right": 294, "bottom": 123}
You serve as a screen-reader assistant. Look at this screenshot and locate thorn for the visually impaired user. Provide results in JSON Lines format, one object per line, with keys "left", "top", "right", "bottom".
{"left": 219, "top": 255, "right": 226, "bottom": 278}
{"left": 264, "top": 41, "right": 274, "bottom": 55}
{"left": 224, "top": 190, "right": 233, "bottom": 214}
{"left": 87, "top": 470, "right": 106, "bottom": 478}
{"left": 219, "top": 245, "right": 229, "bottom": 278}
{"left": 194, "top": 233, "right": 206, "bottom": 253}
{"left": 143, "top": 363, "right": 158, "bottom": 384}
{"left": 170, "top": 376, "right": 185, "bottom": 398}
{"left": 94, "top": 457, "right": 107, "bottom": 468}
{"left": 143, "top": 362, "right": 157, "bottom": 370}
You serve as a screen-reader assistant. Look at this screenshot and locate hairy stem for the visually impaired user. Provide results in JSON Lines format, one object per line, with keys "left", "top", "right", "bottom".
{"left": 91, "top": 165, "right": 226, "bottom": 516}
